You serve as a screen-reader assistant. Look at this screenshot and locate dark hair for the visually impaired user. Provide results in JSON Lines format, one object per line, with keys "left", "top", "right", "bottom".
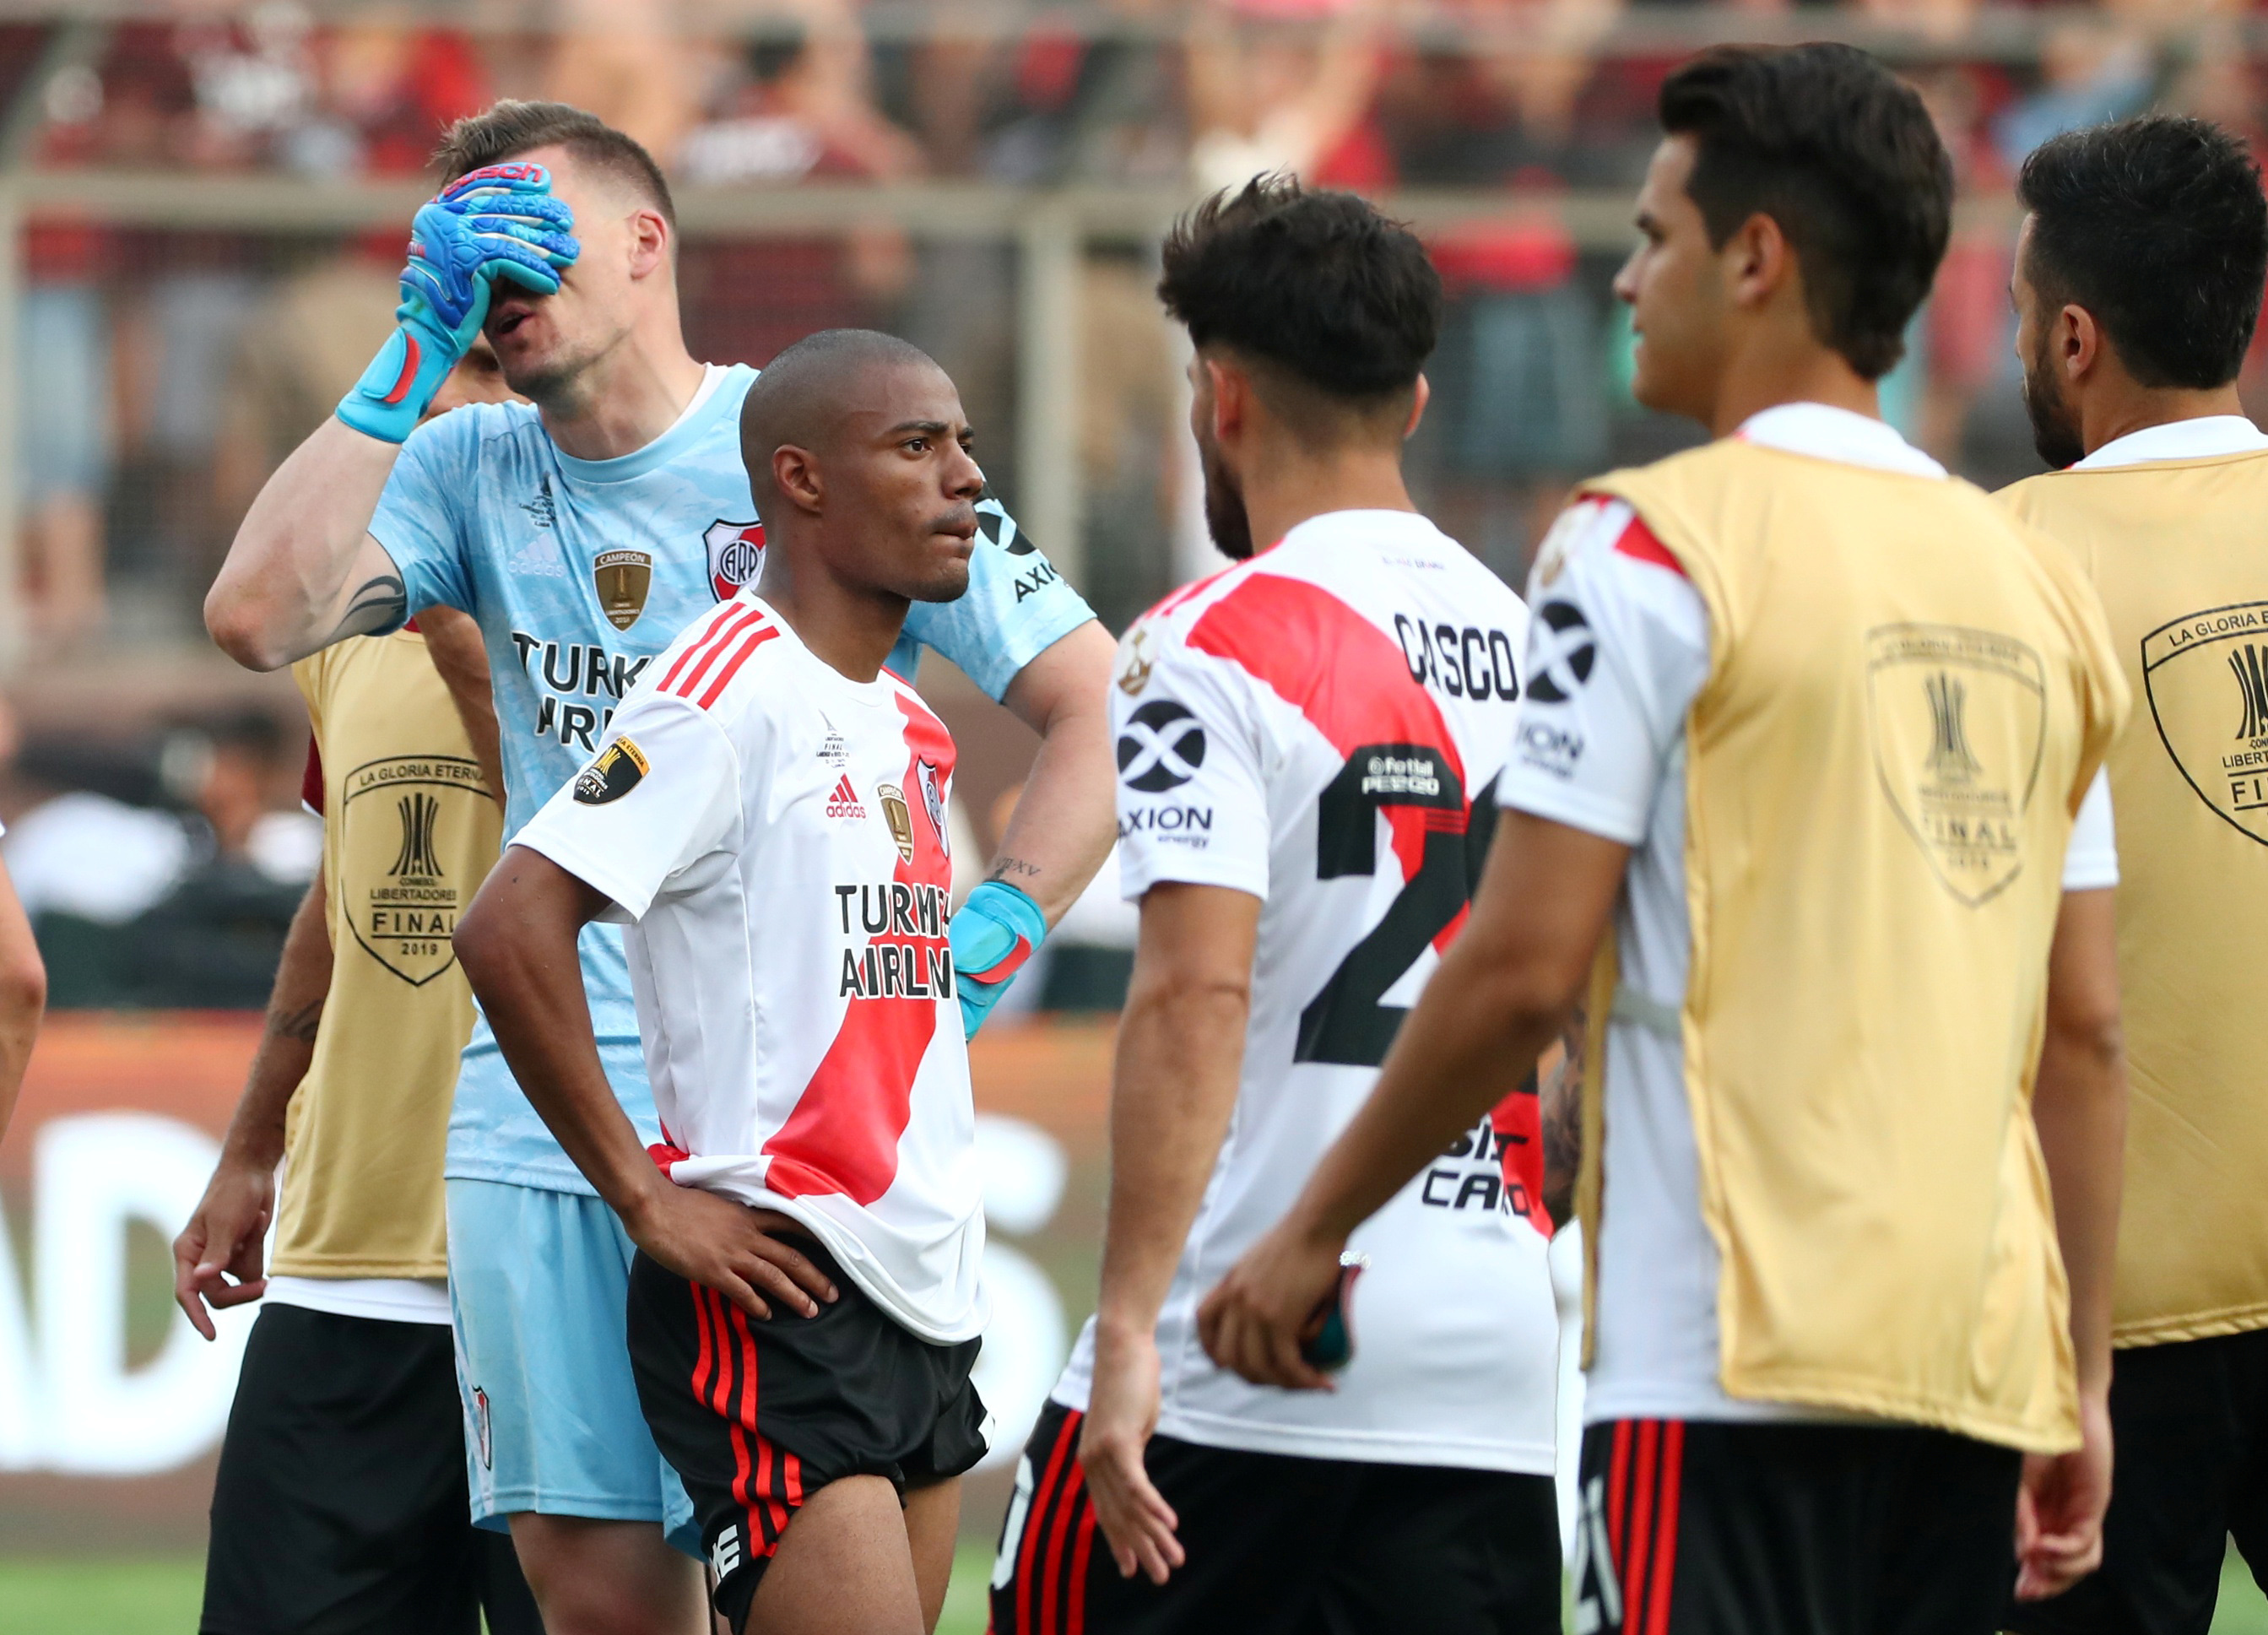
{"left": 2018, "top": 115, "right": 2268, "bottom": 390}
{"left": 1157, "top": 175, "right": 1441, "bottom": 403}
{"left": 434, "top": 100, "right": 676, "bottom": 228}
{"left": 1659, "top": 45, "right": 1951, "bottom": 381}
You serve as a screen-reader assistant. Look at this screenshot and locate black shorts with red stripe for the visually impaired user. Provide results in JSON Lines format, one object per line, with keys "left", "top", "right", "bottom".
{"left": 625, "top": 1248, "right": 987, "bottom": 1632}
{"left": 990, "top": 1399, "right": 1561, "bottom": 1635}
{"left": 1572, "top": 1418, "right": 2022, "bottom": 1635}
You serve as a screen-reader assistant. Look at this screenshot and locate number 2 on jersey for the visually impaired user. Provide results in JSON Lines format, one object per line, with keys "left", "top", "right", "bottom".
{"left": 1294, "top": 742, "right": 1500, "bottom": 1067}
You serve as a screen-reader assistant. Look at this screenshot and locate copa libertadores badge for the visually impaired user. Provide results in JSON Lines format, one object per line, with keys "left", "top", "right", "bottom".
{"left": 340, "top": 754, "right": 490, "bottom": 984}
{"left": 1866, "top": 623, "right": 2046, "bottom": 906}
{"left": 2142, "top": 601, "right": 2268, "bottom": 845}
{"left": 574, "top": 736, "right": 649, "bottom": 805}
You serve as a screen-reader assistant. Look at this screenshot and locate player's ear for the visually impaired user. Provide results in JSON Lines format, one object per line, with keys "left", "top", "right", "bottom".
{"left": 627, "top": 208, "right": 670, "bottom": 282}
{"left": 2060, "top": 302, "right": 2103, "bottom": 385}
{"left": 1404, "top": 375, "right": 1430, "bottom": 441}
{"left": 772, "top": 445, "right": 825, "bottom": 515}
{"left": 1726, "top": 210, "right": 1789, "bottom": 311}
{"left": 1206, "top": 356, "right": 1246, "bottom": 445}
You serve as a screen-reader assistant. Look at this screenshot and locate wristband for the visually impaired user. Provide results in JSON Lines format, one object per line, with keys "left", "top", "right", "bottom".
{"left": 950, "top": 880, "right": 1048, "bottom": 1041}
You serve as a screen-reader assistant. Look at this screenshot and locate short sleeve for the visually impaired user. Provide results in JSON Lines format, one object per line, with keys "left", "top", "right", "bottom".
{"left": 512, "top": 693, "right": 742, "bottom": 922}
{"left": 2060, "top": 769, "right": 2118, "bottom": 891}
{"left": 367, "top": 409, "right": 481, "bottom": 620}
{"left": 901, "top": 494, "right": 1096, "bottom": 701}
{"left": 1112, "top": 623, "right": 1271, "bottom": 901}
{"left": 1494, "top": 500, "right": 1711, "bottom": 846}
{"left": 300, "top": 739, "right": 325, "bottom": 818}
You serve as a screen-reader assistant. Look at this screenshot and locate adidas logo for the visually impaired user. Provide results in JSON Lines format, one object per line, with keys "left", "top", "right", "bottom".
{"left": 825, "top": 774, "right": 866, "bottom": 820}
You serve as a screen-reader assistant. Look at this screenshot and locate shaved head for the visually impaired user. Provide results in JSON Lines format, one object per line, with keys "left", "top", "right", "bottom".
{"left": 741, "top": 329, "right": 945, "bottom": 514}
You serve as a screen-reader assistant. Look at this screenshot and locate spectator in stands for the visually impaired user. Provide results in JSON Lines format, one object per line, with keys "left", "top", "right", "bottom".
{"left": 127, "top": 710, "right": 317, "bottom": 1009}
{"left": 1993, "top": 14, "right": 2153, "bottom": 171}
{"left": 675, "top": 0, "right": 923, "bottom": 185}
{"left": 1186, "top": 0, "right": 1392, "bottom": 194}
{"left": 18, "top": 219, "right": 111, "bottom": 650}
{"left": 545, "top": 0, "right": 701, "bottom": 168}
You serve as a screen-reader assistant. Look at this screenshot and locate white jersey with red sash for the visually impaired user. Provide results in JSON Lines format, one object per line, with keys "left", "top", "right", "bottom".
{"left": 1050, "top": 509, "right": 1559, "bottom": 1473}
{"left": 515, "top": 592, "right": 982, "bottom": 1344}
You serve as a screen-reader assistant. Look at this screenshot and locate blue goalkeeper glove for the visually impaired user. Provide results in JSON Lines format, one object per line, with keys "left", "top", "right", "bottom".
{"left": 950, "top": 880, "right": 1047, "bottom": 1041}
{"left": 337, "top": 162, "right": 578, "bottom": 444}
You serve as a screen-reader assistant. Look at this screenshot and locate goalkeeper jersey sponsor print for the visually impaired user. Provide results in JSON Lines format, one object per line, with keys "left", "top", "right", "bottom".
{"left": 514, "top": 594, "right": 983, "bottom": 1343}
{"left": 1047, "top": 509, "right": 1559, "bottom": 1473}
{"left": 368, "top": 362, "right": 1092, "bottom": 1194}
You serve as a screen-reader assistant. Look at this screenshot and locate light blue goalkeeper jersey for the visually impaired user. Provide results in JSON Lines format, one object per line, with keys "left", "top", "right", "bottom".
{"left": 371, "top": 363, "right": 1093, "bottom": 1193}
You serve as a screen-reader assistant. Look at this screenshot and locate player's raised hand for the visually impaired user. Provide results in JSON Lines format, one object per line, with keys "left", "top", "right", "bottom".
{"left": 1196, "top": 1216, "right": 1341, "bottom": 1393}
{"left": 624, "top": 1181, "right": 838, "bottom": 1320}
{"left": 172, "top": 1153, "right": 276, "bottom": 1340}
{"left": 2014, "top": 1389, "right": 2114, "bottom": 1600}
{"left": 337, "top": 161, "right": 579, "bottom": 445}
{"left": 1079, "top": 1326, "right": 1185, "bottom": 1584}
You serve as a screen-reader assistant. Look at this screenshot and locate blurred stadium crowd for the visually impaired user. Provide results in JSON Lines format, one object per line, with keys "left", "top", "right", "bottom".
{"left": 3, "top": 0, "right": 2265, "bottom": 1009}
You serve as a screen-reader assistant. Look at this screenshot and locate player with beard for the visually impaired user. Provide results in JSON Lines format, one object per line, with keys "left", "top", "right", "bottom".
{"left": 203, "top": 102, "right": 1115, "bottom": 1635}
{"left": 457, "top": 330, "right": 991, "bottom": 1635}
{"left": 1998, "top": 116, "right": 2268, "bottom": 1635}
{"left": 989, "top": 177, "right": 1562, "bottom": 1635}
{"left": 1201, "top": 46, "right": 2134, "bottom": 1635}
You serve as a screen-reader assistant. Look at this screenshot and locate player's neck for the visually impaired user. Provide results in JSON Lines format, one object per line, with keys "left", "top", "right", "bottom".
{"left": 759, "top": 556, "right": 908, "bottom": 685}
{"left": 535, "top": 332, "right": 708, "bottom": 463}
{"left": 1705, "top": 338, "right": 1879, "bottom": 439}
{"left": 2078, "top": 379, "right": 2249, "bottom": 458}
{"left": 1235, "top": 445, "right": 1416, "bottom": 557}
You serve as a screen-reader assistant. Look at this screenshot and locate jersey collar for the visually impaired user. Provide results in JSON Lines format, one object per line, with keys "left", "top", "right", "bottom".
{"left": 2071, "top": 414, "right": 2268, "bottom": 470}
{"left": 550, "top": 363, "right": 747, "bottom": 485}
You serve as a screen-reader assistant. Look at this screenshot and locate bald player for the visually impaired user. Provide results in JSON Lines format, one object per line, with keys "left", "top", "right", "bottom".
{"left": 457, "top": 330, "right": 993, "bottom": 1635}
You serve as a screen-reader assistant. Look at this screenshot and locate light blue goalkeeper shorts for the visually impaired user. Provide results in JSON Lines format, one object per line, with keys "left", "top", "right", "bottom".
{"left": 447, "top": 1178, "right": 701, "bottom": 1556}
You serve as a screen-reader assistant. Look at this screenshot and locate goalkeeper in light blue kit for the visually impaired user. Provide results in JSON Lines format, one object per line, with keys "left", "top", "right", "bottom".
{"left": 206, "top": 101, "right": 1114, "bottom": 1635}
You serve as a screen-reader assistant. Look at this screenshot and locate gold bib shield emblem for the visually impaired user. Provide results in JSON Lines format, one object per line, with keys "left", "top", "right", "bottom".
{"left": 593, "top": 549, "right": 653, "bottom": 631}
{"left": 1866, "top": 623, "right": 2047, "bottom": 907}
{"left": 339, "top": 754, "right": 490, "bottom": 983}
{"left": 2142, "top": 600, "right": 2268, "bottom": 846}
{"left": 878, "top": 782, "right": 916, "bottom": 862}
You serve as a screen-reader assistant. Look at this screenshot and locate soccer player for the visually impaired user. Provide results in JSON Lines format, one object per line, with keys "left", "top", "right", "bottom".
{"left": 454, "top": 329, "right": 987, "bottom": 1635}
{"left": 1199, "top": 46, "right": 2134, "bottom": 1635}
{"left": 989, "top": 179, "right": 1562, "bottom": 1635}
{"left": 175, "top": 351, "right": 535, "bottom": 1635}
{"left": 201, "top": 102, "right": 1115, "bottom": 1634}
{"left": 1998, "top": 116, "right": 2268, "bottom": 1635}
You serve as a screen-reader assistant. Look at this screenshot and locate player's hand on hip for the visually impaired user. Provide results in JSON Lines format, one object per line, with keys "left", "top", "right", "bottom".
{"left": 171, "top": 1155, "right": 277, "bottom": 1340}
{"left": 1197, "top": 1218, "right": 1342, "bottom": 1393}
{"left": 337, "top": 162, "right": 578, "bottom": 444}
{"left": 950, "top": 880, "right": 1047, "bottom": 1039}
{"left": 625, "top": 1182, "right": 838, "bottom": 1320}
{"left": 1079, "top": 1327, "right": 1184, "bottom": 1585}
{"left": 2014, "top": 1388, "right": 2114, "bottom": 1601}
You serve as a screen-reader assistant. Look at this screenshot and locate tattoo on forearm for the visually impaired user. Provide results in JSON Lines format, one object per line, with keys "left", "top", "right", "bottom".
{"left": 330, "top": 573, "right": 408, "bottom": 642}
{"left": 269, "top": 999, "right": 324, "bottom": 1044}
{"left": 987, "top": 855, "right": 1042, "bottom": 882}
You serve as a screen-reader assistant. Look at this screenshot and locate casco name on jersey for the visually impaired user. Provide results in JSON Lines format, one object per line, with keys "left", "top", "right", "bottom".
{"left": 509, "top": 631, "right": 655, "bottom": 751}
{"left": 1394, "top": 613, "right": 1521, "bottom": 703}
